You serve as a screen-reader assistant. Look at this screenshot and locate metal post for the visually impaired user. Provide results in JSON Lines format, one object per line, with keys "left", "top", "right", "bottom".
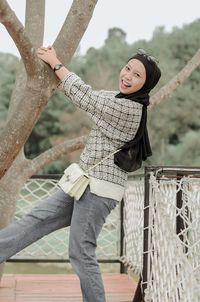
{"left": 132, "top": 167, "right": 151, "bottom": 301}
{"left": 176, "top": 178, "right": 184, "bottom": 238}
{"left": 176, "top": 174, "right": 190, "bottom": 253}
{"left": 176, "top": 174, "right": 185, "bottom": 300}
{"left": 141, "top": 167, "right": 151, "bottom": 300}
{"left": 132, "top": 276, "right": 142, "bottom": 302}
{"left": 120, "top": 198, "right": 127, "bottom": 274}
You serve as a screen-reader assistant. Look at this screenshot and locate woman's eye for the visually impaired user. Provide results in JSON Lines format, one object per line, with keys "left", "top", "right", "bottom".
{"left": 135, "top": 73, "right": 140, "bottom": 77}
{"left": 125, "top": 65, "right": 130, "bottom": 71}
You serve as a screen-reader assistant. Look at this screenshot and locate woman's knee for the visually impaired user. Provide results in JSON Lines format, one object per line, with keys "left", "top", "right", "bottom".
{"left": 69, "top": 234, "right": 96, "bottom": 265}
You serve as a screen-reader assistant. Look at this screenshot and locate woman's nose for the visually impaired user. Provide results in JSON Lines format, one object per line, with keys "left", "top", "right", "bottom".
{"left": 124, "top": 73, "right": 132, "bottom": 81}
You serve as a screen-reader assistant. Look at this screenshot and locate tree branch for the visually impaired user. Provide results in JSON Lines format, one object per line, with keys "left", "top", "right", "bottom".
{"left": 0, "top": 0, "right": 40, "bottom": 76}
{"left": 150, "top": 48, "right": 200, "bottom": 109}
{"left": 7, "top": 0, "right": 46, "bottom": 119}
{"left": 25, "top": 0, "right": 45, "bottom": 47}
{"left": 24, "top": 135, "right": 87, "bottom": 177}
{"left": 54, "top": 0, "right": 98, "bottom": 64}
{"left": 0, "top": 86, "right": 50, "bottom": 178}
{"left": 0, "top": 0, "right": 98, "bottom": 179}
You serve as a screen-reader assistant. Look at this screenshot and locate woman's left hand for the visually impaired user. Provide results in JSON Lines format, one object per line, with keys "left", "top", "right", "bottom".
{"left": 37, "top": 46, "right": 58, "bottom": 66}
{"left": 37, "top": 45, "right": 69, "bottom": 80}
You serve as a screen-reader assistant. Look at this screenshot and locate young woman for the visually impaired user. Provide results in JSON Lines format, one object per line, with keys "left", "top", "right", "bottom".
{"left": 0, "top": 47, "right": 161, "bottom": 302}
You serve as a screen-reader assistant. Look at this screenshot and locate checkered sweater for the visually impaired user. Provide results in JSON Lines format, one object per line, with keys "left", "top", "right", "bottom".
{"left": 59, "top": 72, "right": 143, "bottom": 187}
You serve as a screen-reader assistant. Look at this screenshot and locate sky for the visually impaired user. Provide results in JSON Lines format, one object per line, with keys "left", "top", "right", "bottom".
{"left": 1, "top": 0, "right": 200, "bottom": 57}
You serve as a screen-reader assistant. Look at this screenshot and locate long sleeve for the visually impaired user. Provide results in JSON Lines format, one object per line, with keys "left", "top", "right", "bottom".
{"left": 58, "top": 72, "right": 143, "bottom": 143}
{"left": 58, "top": 72, "right": 143, "bottom": 187}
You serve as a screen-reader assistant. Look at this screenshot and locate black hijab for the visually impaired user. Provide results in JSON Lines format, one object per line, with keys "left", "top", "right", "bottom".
{"left": 114, "top": 53, "right": 161, "bottom": 172}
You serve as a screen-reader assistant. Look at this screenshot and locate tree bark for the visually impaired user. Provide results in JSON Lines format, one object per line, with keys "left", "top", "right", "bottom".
{"left": 24, "top": 136, "right": 87, "bottom": 178}
{"left": 54, "top": 0, "right": 98, "bottom": 65}
{"left": 0, "top": 155, "right": 29, "bottom": 281}
{"left": 150, "top": 48, "right": 200, "bottom": 108}
{"left": 0, "top": 0, "right": 98, "bottom": 280}
{"left": 0, "top": 0, "right": 199, "bottom": 282}
{"left": 0, "top": 0, "right": 40, "bottom": 76}
{"left": 0, "top": 0, "right": 98, "bottom": 179}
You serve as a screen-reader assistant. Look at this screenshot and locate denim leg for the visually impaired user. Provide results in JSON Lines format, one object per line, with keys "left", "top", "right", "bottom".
{"left": 69, "top": 187, "right": 117, "bottom": 302}
{"left": 0, "top": 188, "right": 74, "bottom": 263}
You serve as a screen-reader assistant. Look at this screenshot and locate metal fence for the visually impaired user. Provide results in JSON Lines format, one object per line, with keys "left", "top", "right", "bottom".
{"left": 6, "top": 167, "right": 200, "bottom": 301}
{"left": 9, "top": 174, "right": 127, "bottom": 272}
{"left": 139, "top": 166, "right": 200, "bottom": 302}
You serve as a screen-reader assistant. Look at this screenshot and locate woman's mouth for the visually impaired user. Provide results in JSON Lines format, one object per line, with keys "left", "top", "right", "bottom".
{"left": 121, "top": 80, "right": 131, "bottom": 89}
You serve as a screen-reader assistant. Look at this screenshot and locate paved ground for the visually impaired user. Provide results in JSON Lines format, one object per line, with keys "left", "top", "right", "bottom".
{"left": 0, "top": 273, "right": 137, "bottom": 302}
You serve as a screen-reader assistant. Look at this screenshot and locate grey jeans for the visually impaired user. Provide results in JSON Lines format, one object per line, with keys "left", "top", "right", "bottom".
{"left": 0, "top": 186, "right": 117, "bottom": 302}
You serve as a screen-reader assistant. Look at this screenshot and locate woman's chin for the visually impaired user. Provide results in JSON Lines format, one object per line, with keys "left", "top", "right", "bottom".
{"left": 119, "top": 87, "right": 129, "bottom": 94}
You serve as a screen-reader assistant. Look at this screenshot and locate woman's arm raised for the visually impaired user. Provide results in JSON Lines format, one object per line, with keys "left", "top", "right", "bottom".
{"left": 37, "top": 46, "right": 69, "bottom": 80}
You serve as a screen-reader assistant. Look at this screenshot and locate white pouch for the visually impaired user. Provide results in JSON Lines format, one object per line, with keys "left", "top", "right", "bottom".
{"left": 58, "top": 163, "right": 90, "bottom": 200}
{"left": 58, "top": 150, "right": 120, "bottom": 200}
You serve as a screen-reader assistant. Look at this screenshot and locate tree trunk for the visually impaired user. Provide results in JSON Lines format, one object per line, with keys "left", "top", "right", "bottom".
{"left": 0, "top": 0, "right": 98, "bottom": 179}
{"left": 0, "top": 155, "right": 27, "bottom": 280}
{"left": 0, "top": 0, "right": 200, "bottom": 283}
{"left": 0, "top": 0, "right": 98, "bottom": 280}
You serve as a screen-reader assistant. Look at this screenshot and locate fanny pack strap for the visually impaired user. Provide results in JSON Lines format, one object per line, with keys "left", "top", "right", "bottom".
{"left": 86, "top": 149, "right": 121, "bottom": 173}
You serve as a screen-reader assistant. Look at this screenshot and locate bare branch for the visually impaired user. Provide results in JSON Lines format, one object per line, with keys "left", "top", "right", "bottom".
{"left": 7, "top": 1, "right": 46, "bottom": 121}
{"left": 0, "top": 0, "right": 98, "bottom": 179}
{"left": 54, "top": 0, "right": 98, "bottom": 64}
{"left": 24, "top": 136, "right": 87, "bottom": 177}
{"left": 0, "top": 0, "right": 39, "bottom": 76}
{"left": 0, "top": 86, "right": 50, "bottom": 178}
{"left": 150, "top": 48, "right": 200, "bottom": 109}
{"left": 25, "top": 0, "right": 45, "bottom": 47}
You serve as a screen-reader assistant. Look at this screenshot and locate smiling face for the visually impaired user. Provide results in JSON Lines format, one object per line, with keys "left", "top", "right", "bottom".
{"left": 119, "top": 58, "right": 146, "bottom": 94}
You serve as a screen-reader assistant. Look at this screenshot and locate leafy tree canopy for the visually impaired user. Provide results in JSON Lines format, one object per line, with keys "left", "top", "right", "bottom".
{"left": 1, "top": 19, "right": 200, "bottom": 172}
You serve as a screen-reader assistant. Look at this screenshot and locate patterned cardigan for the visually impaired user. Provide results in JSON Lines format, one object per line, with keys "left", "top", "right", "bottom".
{"left": 59, "top": 72, "right": 143, "bottom": 187}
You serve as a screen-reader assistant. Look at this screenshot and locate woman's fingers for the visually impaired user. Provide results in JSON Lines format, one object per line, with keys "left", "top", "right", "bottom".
{"left": 36, "top": 46, "right": 57, "bottom": 65}
{"left": 37, "top": 47, "right": 46, "bottom": 54}
{"left": 37, "top": 46, "right": 55, "bottom": 54}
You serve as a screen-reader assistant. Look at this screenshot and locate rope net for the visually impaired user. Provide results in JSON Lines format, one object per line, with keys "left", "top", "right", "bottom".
{"left": 13, "top": 171, "right": 200, "bottom": 301}
{"left": 143, "top": 173, "right": 200, "bottom": 302}
{"left": 14, "top": 178, "right": 120, "bottom": 260}
{"left": 120, "top": 180, "right": 144, "bottom": 274}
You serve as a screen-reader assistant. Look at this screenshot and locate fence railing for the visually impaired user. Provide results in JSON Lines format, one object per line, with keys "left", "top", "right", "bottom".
{"left": 6, "top": 167, "right": 200, "bottom": 301}
{"left": 140, "top": 166, "right": 200, "bottom": 302}
{"left": 9, "top": 174, "right": 141, "bottom": 274}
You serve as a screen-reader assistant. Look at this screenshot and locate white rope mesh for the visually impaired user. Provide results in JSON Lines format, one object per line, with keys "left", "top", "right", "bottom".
{"left": 13, "top": 172, "right": 200, "bottom": 300}
{"left": 14, "top": 177, "right": 120, "bottom": 260}
{"left": 143, "top": 173, "right": 200, "bottom": 302}
{"left": 120, "top": 179, "right": 144, "bottom": 274}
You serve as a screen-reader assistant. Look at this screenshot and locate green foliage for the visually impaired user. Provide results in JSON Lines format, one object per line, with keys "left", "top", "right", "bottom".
{"left": 71, "top": 28, "right": 133, "bottom": 90}
{"left": 0, "top": 54, "right": 18, "bottom": 132}
{"left": 24, "top": 91, "right": 75, "bottom": 159}
{"left": 146, "top": 20, "right": 200, "bottom": 166}
{"left": 1, "top": 19, "right": 200, "bottom": 173}
{"left": 167, "top": 130, "right": 200, "bottom": 166}
{"left": 37, "top": 159, "right": 70, "bottom": 175}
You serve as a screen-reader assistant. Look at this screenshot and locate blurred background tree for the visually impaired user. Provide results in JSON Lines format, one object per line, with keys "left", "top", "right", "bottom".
{"left": 1, "top": 19, "right": 200, "bottom": 173}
